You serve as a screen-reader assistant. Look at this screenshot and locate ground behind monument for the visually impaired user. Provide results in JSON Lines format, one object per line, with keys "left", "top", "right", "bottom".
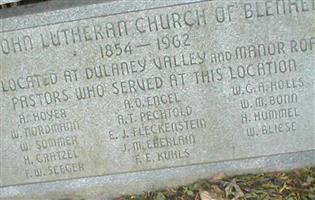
{"left": 117, "top": 167, "right": 314, "bottom": 200}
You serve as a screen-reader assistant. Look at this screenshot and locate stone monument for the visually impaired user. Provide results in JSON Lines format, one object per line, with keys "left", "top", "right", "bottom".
{"left": 0, "top": 0, "right": 20, "bottom": 5}
{"left": 0, "top": 0, "right": 314, "bottom": 199}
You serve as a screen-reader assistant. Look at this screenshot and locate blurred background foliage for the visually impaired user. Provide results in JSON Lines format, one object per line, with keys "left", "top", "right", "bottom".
{"left": 0, "top": 0, "right": 48, "bottom": 8}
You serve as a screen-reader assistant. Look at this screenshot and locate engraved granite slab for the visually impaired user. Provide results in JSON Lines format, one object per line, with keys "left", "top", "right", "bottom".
{"left": 0, "top": 0, "right": 314, "bottom": 199}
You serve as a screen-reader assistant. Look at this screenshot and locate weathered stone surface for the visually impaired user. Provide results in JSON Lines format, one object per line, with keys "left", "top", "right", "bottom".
{"left": 0, "top": 0, "right": 314, "bottom": 199}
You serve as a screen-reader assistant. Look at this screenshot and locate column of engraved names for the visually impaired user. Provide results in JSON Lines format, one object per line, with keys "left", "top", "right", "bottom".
{"left": 231, "top": 37, "right": 314, "bottom": 138}
{"left": 1, "top": 70, "right": 86, "bottom": 180}
{"left": 67, "top": 6, "right": 210, "bottom": 167}
{"left": 105, "top": 35, "right": 209, "bottom": 166}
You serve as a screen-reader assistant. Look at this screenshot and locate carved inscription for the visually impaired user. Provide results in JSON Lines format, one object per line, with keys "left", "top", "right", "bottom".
{"left": 0, "top": 0, "right": 314, "bottom": 187}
